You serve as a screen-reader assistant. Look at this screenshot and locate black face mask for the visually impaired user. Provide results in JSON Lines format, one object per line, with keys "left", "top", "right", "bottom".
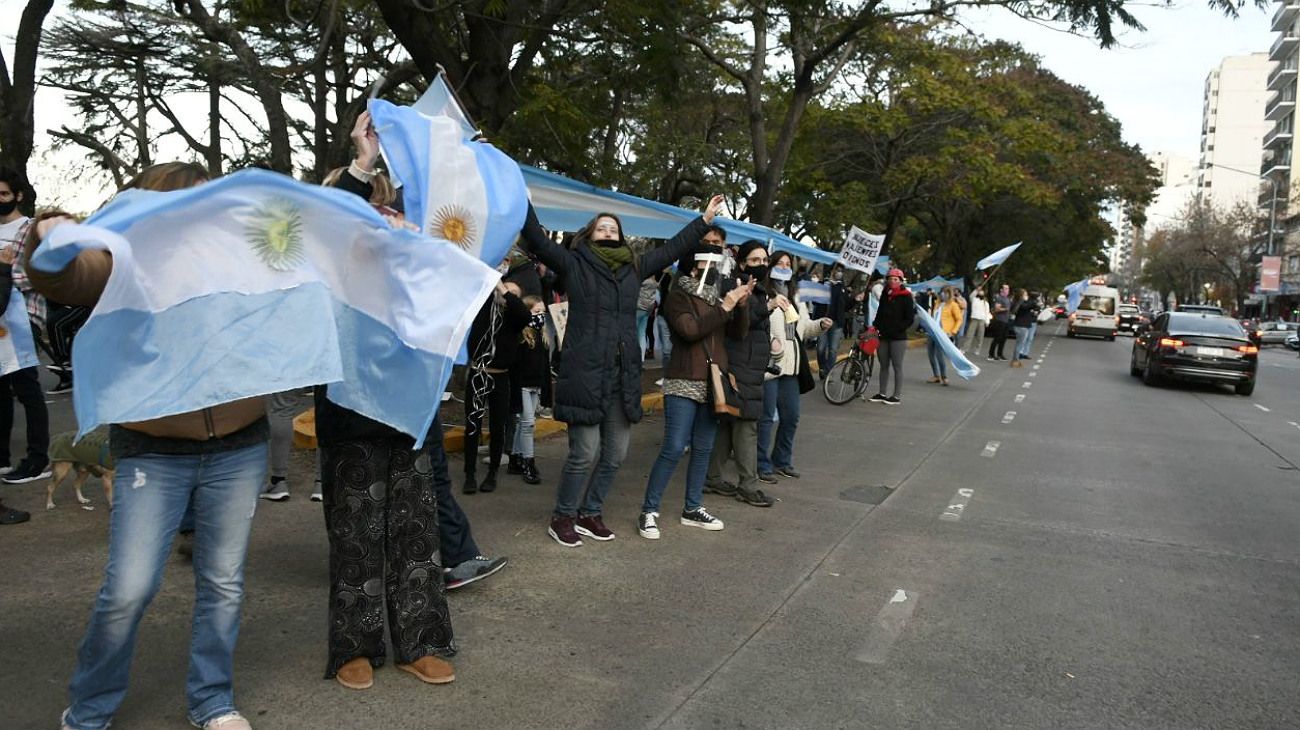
{"left": 593, "top": 238, "right": 623, "bottom": 248}
{"left": 746, "top": 264, "right": 768, "bottom": 281}
{"left": 529, "top": 313, "right": 546, "bottom": 330}
{"left": 704, "top": 268, "right": 719, "bottom": 286}
{"left": 0, "top": 200, "right": 16, "bottom": 217}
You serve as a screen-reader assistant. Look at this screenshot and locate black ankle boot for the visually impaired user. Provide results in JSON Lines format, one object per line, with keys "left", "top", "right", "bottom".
{"left": 480, "top": 469, "right": 498, "bottom": 493}
{"left": 463, "top": 474, "right": 478, "bottom": 495}
{"left": 521, "top": 458, "right": 541, "bottom": 485}
{"left": 507, "top": 454, "right": 524, "bottom": 475}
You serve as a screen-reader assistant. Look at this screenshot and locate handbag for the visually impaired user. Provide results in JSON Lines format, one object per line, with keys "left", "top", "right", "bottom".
{"left": 701, "top": 339, "right": 742, "bottom": 417}
{"left": 796, "top": 344, "right": 816, "bottom": 394}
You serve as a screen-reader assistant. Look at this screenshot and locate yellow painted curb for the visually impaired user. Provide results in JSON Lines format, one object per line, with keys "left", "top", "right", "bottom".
{"left": 292, "top": 389, "right": 669, "bottom": 452}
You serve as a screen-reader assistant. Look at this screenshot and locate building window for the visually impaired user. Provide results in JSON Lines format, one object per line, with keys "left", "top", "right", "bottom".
{"left": 1290, "top": 255, "right": 1299, "bottom": 273}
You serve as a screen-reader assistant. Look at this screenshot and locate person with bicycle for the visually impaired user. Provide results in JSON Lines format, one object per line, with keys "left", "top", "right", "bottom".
{"left": 705, "top": 240, "right": 777, "bottom": 508}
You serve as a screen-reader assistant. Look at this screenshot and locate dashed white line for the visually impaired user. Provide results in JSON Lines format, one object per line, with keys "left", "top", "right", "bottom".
{"left": 1029, "top": 372, "right": 1037, "bottom": 378}
{"left": 855, "top": 589, "right": 919, "bottom": 664}
{"left": 1255, "top": 404, "right": 1271, "bottom": 412}
{"left": 1002, "top": 410, "right": 1017, "bottom": 423}
{"left": 1014, "top": 393, "right": 1026, "bottom": 403}
{"left": 1022, "top": 381, "right": 1032, "bottom": 388}
{"left": 1032, "top": 364, "right": 1040, "bottom": 370}
{"left": 981, "top": 441, "right": 1001, "bottom": 458}
{"left": 940, "top": 488, "right": 975, "bottom": 521}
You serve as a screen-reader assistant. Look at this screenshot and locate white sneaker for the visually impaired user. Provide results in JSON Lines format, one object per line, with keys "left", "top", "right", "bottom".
{"left": 192, "top": 711, "right": 252, "bottom": 730}
{"left": 259, "top": 481, "right": 290, "bottom": 501}
{"left": 638, "top": 512, "right": 660, "bottom": 540}
{"left": 681, "top": 507, "right": 724, "bottom": 531}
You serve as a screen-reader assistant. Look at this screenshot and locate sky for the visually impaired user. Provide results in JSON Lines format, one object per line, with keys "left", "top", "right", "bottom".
{"left": 0, "top": 1, "right": 1281, "bottom": 209}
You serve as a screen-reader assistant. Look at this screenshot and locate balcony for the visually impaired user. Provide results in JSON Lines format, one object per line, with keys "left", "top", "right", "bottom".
{"left": 1269, "top": 59, "right": 1298, "bottom": 90}
{"left": 1267, "top": 90, "right": 1297, "bottom": 120}
{"left": 1265, "top": 118, "right": 1294, "bottom": 148}
{"left": 1274, "top": 2, "right": 1300, "bottom": 32}
{"left": 1270, "top": 32, "right": 1299, "bottom": 61}
{"left": 1263, "top": 154, "right": 1292, "bottom": 177}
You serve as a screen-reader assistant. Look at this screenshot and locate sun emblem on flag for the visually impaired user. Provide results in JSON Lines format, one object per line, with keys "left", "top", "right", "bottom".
{"left": 429, "top": 204, "right": 478, "bottom": 251}
{"left": 246, "top": 199, "right": 306, "bottom": 272}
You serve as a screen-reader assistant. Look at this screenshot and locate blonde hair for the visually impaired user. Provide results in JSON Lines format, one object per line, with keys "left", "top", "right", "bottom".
{"left": 321, "top": 166, "right": 396, "bottom": 206}
{"left": 520, "top": 295, "right": 552, "bottom": 350}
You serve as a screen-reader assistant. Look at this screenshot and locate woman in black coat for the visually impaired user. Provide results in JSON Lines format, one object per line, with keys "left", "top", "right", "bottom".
{"left": 519, "top": 195, "right": 726, "bottom": 547}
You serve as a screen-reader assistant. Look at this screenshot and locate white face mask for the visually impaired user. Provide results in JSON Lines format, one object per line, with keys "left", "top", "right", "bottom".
{"left": 770, "top": 267, "right": 793, "bottom": 281}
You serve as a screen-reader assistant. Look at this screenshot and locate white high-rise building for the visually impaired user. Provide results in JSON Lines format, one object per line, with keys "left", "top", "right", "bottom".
{"left": 1198, "top": 54, "right": 1274, "bottom": 212}
{"left": 1112, "top": 152, "right": 1198, "bottom": 280}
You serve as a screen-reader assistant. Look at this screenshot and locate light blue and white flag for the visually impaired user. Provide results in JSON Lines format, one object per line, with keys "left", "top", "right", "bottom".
{"left": 798, "top": 280, "right": 831, "bottom": 305}
{"left": 874, "top": 255, "right": 892, "bottom": 275}
{"left": 0, "top": 289, "right": 39, "bottom": 376}
{"left": 33, "top": 169, "right": 499, "bottom": 445}
{"left": 369, "top": 98, "right": 528, "bottom": 268}
{"left": 1064, "top": 276, "right": 1092, "bottom": 314}
{"left": 411, "top": 72, "right": 479, "bottom": 140}
{"left": 975, "top": 241, "right": 1022, "bottom": 271}
{"left": 914, "top": 303, "right": 980, "bottom": 380}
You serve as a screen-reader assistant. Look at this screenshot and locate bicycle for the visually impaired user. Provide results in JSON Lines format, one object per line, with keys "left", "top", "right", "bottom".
{"left": 822, "top": 330, "right": 877, "bottom": 405}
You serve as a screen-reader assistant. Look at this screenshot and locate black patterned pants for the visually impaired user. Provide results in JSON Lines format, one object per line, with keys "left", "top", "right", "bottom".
{"left": 320, "top": 436, "right": 456, "bottom": 678}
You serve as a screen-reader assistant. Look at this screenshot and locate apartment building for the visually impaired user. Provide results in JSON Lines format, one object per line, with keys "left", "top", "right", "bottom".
{"left": 1198, "top": 53, "right": 1273, "bottom": 213}
{"left": 1266, "top": 3, "right": 1300, "bottom": 311}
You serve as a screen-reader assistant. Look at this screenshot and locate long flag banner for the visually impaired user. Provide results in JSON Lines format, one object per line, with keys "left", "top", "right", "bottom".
{"left": 1064, "top": 277, "right": 1092, "bottom": 314}
{"left": 411, "top": 71, "right": 479, "bottom": 140}
{"left": 33, "top": 169, "right": 499, "bottom": 445}
{"left": 369, "top": 98, "right": 528, "bottom": 268}
{"left": 0, "top": 288, "right": 38, "bottom": 376}
{"left": 798, "top": 280, "right": 831, "bottom": 305}
{"left": 975, "top": 241, "right": 1022, "bottom": 270}
{"left": 914, "top": 303, "right": 980, "bottom": 380}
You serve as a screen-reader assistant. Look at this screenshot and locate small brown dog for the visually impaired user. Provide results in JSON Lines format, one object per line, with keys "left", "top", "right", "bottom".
{"left": 46, "top": 429, "right": 114, "bottom": 510}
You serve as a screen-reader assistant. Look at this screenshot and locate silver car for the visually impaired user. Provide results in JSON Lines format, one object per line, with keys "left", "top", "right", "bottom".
{"left": 1256, "top": 321, "right": 1299, "bottom": 345}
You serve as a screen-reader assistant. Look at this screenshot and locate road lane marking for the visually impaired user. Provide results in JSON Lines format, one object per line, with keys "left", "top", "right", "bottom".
{"left": 981, "top": 441, "right": 1001, "bottom": 458}
{"left": 1015, "top": 393, "right": 1026, "bottom": 403}
{"left": 940, "top": 488, "right": 975, "bottom": 521}
{"left": 1023, "top": 381, "right": 1032, "bottom": 388}
{"left": 855, "top": 589, "right": 919, "bottom": 664}
{"left": 1029, "top": 372, "right": 1037, "bottom": 378}
{"left": 1255, "top": 404, "right": 1271, "bottom": 412}
{"left": 1002, "top": 411, "right": 1016, "bottom": 423}
{"left": 1032, "top": 364, "right": 1040, "bottom": 370}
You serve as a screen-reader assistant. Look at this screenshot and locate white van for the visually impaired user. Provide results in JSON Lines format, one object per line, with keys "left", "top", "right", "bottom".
{"left": 1068, "top": 285, "right": 1120, "bottom": 340}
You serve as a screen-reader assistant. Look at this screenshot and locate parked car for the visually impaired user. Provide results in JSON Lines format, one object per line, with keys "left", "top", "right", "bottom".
{"left": 1254, "top": 321, "right": 1299, "bottom": 345}
{"left": 1117, "top": 304, "right": 1147, "bottom": 335}
{"left": 1130, "top": 312, "right": 1258, "bottom": 396}
{"left": 1286, "top": 330, "right": 1299, "bottom": 351}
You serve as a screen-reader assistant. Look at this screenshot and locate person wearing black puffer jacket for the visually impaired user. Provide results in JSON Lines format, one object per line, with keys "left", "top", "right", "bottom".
{"left": 520, "top": 195, "right": 727, "bottom": 548}
{"left": 869, "top": 268, "right": 915, "bottom": 406}
{"left": 462, "top": 282, "right": 531, "bottom": 494}
{"left": 704, "top": 240, "right": 776, "bottom": 508}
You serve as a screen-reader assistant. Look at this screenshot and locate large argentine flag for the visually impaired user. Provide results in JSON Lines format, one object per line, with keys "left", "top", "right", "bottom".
{"left": 915, "top": 303, "right": 980, "bottom": 380}
{"left": 0, "top": 289, "right": 39, "bottom": 376}
{"left": 369, "top": 98, "right": 528, "bottom": 267}
{"left": 1064, "top": 276, "right": 1092, "bottom": 313}
{"left": 33, "top": 169, "right": 499, "bottom": 445}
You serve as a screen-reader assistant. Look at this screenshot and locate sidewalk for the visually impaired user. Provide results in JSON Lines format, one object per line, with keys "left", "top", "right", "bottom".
{"left": 1, "top": 347, "right": 1006, "bottom": 730}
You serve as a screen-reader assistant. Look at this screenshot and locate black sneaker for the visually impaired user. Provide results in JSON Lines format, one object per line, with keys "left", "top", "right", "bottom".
{"left": 0, "top": 501, "right": 30, "bottom": 525}
{"left": 463, "top": 475, "right": 478, "bottom": 495}
{"left": 445, "top": 555, "right": 508, "bottom": 590}
{"left": 703, "top": 480, "right": 738, "bottom": 497}
{"left": 735, "top": 487, "right": 775, "bottom": 508}
{"left": 47, "top": 380, "right": 73, "bottom": 395}
{"left": 681, "top": 507, "right": 724, "bottom": 531}
{"left": 868, "top": 393, "right": 888, "bottom": 403}
{"left": 479, "top": 469, "right": 498, "bottom": 493}
{"left": 774, "top": 466, "right": 801, "bottom": 479}
{"left": 507, "top": 454, "right": 524, "bottom": 475}
{"left": 757, "top": 472, "right": 778, "bottom": 485}
{"left": 2, "top": 460, "right": 51, "bottom": 484}
{"left": 884, "top": 396, "right": 901, "bottom": 406}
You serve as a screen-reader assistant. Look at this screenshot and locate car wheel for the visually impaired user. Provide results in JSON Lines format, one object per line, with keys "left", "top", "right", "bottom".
{"left": 1106, "top": 335, "right": 1115, "bottom": 341}
{"left": 1142, "top": 360, "right": 1161, "bottom": 387}
{"left": 1129, "top": 353, "right": 1141, "bottom": 377}
{"left": 1235, "top": 380, "right": 1255, "bottom": 396}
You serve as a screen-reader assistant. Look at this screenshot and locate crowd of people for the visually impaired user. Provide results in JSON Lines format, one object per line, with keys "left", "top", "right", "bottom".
{"left": 0, "top": 110, "right": 1053, "bottom": 730}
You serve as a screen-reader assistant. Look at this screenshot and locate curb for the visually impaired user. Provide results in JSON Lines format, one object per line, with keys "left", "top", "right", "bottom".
{"left": 292, "top": 390, "right": 669, "bottom": 452}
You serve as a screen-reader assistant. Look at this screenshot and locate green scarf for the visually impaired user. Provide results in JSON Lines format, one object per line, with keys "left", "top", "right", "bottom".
{"left": 590, "top": 243, "right": 635, "bottom": 271}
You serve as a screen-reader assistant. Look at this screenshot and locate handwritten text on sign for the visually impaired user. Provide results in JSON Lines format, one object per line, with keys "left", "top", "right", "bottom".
{"left": 839, "top": 226, "right": 885, "bottom": 274}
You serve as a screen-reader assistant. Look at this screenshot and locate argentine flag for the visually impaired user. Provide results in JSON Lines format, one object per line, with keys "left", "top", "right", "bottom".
{"left": 368, "top": 98, "right": 528, "bottom": 267}
{"left": 32, "top": 169, "right": 499, "bottom": 446}
{"left": 1064, "top": 276, "right": 1092, "bottom": 313}
{"left": 914, "top": 303, "right": 980, "bottom": 380}
{"left": 0, "top": 288, "right": 39, "bottom": 376}
{"left": 975, "top": 241, "right": 1023, "bottom": 271}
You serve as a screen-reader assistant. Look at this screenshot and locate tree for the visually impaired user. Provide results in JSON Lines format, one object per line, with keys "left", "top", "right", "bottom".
{"left": 0, "top": 0, "right": 56, "bottom": 206}
{"left": 1141, "top": 197, "right": 1259, "bottom": 313}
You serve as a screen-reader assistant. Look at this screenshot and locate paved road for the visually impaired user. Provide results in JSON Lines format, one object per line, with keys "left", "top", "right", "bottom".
{"left": 4, "top": 327, "right": 1299, "bottom": 729}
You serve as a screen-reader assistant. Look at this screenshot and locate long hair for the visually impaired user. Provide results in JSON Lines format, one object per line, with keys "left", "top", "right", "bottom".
{"left": 520, "top": 295, "right": 552, "bottom": 351}
{"left": 764, "top": 249, "right": 799, "bottom": 302}
{"left": 321, "top": 166, "right": 397, "bottom": 206}
{"left": 122, "top": 162, "right": 209, "bottom": 193}
{"left": 569, "top": 212, "right": 626, "bottom": 250}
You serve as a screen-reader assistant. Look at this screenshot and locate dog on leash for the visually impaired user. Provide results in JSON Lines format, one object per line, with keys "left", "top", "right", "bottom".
{"left": 46, "top": 429, "right": 114, "bottom": 510}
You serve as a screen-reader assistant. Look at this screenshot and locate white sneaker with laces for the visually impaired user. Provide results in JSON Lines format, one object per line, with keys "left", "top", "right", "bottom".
{"left": 193, "top": 711, "right": 252, "bottom": 730}
{"left": 638, "top": 512, "right": 660, "bottom": 540}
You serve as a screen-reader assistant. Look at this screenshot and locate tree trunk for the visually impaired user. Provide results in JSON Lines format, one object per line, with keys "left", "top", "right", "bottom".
{"left": 206, "top": 73, "right": 223, "bottom": 176}
{"left": 0, "top": 0, "right": 56, "bottom": 208}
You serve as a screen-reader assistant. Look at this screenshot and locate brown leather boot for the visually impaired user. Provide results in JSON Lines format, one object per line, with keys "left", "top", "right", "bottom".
{"left": 397, "top": 655, "right": 456, "bottom": 685}
{"left": 336, "top": 657, "right": 374, "bottom": 690}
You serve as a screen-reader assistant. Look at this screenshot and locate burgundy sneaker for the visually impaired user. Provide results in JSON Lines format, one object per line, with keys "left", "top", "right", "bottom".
{"left": 548, "top": 516, "right": 583, "bottom": 548}
{"left": 574, "top": 514, "right": 616, "bottom": 541}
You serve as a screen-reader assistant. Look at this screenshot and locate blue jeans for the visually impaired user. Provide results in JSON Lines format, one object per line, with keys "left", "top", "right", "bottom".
{"left": 927, "top": 334, "right": 948, "bottom": 379}
{"left": 1026, "top": 322, "right": 1038, "bottom": 352}
{"left": 65, "top": 443, "right": 268, "bottom": 730}
{"left": 655, "top": 315, "right": 673, "bottom": 371}
{"left": 757, "top": 376, "right": 801, "bottom": 473}
{"left": 1014, "top": 326, "right": 1032, "bottom": 358}
{"left": 816, "top": 327, "right": 844, "bottom": 376}
{"left": 553, "top": 401, "right": 632, "bottom": 517}
{"left": 636, "top": 310, "right": 651, "bottom": 361}
{"left": 641, "top": 395, "right": 718, "bottom": 513}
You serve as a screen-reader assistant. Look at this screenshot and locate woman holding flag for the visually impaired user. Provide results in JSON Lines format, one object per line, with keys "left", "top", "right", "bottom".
{"left": 520, "top": 195, "right": 727, "bottom": 548}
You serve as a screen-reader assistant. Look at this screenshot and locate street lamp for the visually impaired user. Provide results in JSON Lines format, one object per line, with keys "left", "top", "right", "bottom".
{"left": 1203, "top": 282, "right": 1213, "bottom": 304}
